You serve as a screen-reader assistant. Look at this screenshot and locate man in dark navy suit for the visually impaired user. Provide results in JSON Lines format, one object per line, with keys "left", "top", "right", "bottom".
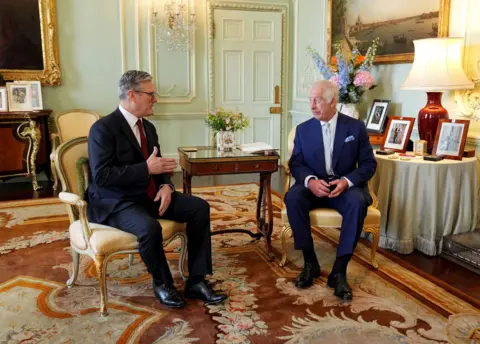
{"left": 285, "top": 80, "right": 377, "bottom": 300}
{"left": 87, "top": 70, "right": 227, "bottom": 309}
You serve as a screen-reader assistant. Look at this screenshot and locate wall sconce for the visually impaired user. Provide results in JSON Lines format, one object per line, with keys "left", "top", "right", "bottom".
{"left": 152, "top": 0, "right": 196, "bottom": 51}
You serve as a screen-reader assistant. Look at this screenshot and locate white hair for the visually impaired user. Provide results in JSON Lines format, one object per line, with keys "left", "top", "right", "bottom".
{"left": 311, "top": 80, "right": 339, "bottom": 103}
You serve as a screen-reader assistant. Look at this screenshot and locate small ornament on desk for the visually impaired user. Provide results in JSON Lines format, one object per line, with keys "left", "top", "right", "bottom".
{"left": 414, "top": 140, "right": 428, "bottom": 156}
{"left": 376, "top": 149, "right": 395, "bottom": 155}
{"left": 463, "top": 148, "right": 476, "bottom": 158}
{"left": 423, "top": 155, "right": 444, "bottom": 162}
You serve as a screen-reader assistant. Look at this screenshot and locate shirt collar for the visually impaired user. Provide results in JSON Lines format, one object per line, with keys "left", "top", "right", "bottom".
{"left": 119, "top": 105, "right": 140, "bottom": 129}
{"left": 320, "top": 112, "right": 338, "bottom": 127}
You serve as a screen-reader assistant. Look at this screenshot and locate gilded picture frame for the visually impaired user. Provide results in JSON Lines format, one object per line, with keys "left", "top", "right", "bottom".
{"left": 0, "top": 0, "right": 61, "bottom": 86}
{"left": 328, "top": 0, "right": 450, "bottom": 64}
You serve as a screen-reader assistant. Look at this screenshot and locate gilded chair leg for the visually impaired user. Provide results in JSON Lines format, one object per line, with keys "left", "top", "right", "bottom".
{"left": 364, "top": 226, "right": 379, "bottom": 269}
{"left": 94, "top": 254, "right": 108, "bottom": 316}
{"left": 178, "top": 233, "right": 188, "bottom": 281}
{"left": 50, "top": 156, "right": 58, "bottom": 191}
{"left": 279, "top": 224, "right": 292, "bottom": 267}
{"left": 66, "top": 248, "right": 80, "bottom": 288}
{"left": 128, "top": 253, "right": 134, "bottom": 266}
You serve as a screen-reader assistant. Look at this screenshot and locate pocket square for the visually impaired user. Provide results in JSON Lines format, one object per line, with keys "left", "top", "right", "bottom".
{"left": 345, "top": 135, "right": 355, "bottom": 142}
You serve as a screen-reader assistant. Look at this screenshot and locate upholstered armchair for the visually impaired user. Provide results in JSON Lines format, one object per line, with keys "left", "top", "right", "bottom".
{"left": 279, "top": 126, "right": 381, "bottom": 269}
{"left": 54, "top": 137, "right": 188, "bottom": 316}
{"left": 50, "top": 110, "right": 101, "bottom": 190}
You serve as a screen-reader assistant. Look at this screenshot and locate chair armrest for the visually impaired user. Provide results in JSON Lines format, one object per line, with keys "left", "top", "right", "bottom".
{"left": 368, "top": 180, "right": 379, "bottom": 209}
{"left": 59, "top": 192, "right": 93, "bottom": 239}
{"left": 50, "top": 133, "right": 59, "bottom": 152}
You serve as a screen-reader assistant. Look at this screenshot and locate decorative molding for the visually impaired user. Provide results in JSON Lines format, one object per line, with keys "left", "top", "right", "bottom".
{"left": 119, "top": 0, "right": 127, "bottom": 72}
{"left": 1, "top": 0, "right": 61, "bottom": 86}
{"left": 206, "top": 1, "right": 289, "bottom": 159}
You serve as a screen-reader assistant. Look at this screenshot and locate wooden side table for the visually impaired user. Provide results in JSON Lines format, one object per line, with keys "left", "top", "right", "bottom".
{"left": 0, "top": 110, "right": 52, "bottom": 190}
{"left": 178, "top": 146, "right": 279, "bottom": 260}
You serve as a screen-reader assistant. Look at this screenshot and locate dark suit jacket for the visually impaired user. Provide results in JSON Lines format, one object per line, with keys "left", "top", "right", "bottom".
{"left": 86, "top": 108, "right": 173, "bottom": 223}
{"left": 290, "top": 113, "right": 377, "bottom": 201}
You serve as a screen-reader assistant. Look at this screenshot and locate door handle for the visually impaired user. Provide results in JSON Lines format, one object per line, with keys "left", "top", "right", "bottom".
{"left": 274, "top": 85, "right": 280, "bottom": 104}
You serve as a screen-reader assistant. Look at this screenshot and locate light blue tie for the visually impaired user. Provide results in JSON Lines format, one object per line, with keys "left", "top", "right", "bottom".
{"left": 323, "top": 122, "right": 333, "bottom": 175}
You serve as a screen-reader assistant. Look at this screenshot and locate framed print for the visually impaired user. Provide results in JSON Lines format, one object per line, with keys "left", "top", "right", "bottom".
{"left": 381, "top": 116, "right": 415, "bottom": 153}
{"left": 6, "top": 82, "right": 32, "bottom": 112}
{"left": 366, "top": 99, "right": 390, "bottom": 133}
{"left": 27, "top": 81, "right": 43, "bottom": 110}
{"left": 432, "top": 119, "right": 470, "bottom": 160}
{"left": 328, "top": 0, "right": 450, "bottom": 64}
{"left": 0, "top": 0, "right": 61, "bottom": 86}
{"left": 0, "top": 87, "right": 8, "bottom": 112}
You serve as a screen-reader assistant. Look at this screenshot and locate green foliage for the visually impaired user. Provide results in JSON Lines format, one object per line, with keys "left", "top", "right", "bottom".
{"left": 205, "top": 108, "right": 249, "bottom": 133}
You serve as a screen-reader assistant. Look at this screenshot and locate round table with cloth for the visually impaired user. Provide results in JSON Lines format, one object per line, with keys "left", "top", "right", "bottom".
{"left": 370, "top": 153, "right": 478, "bottom": 255}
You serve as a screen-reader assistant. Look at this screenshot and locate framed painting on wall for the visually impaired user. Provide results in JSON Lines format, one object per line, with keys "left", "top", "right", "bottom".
{"left": 0, "top": 0, "right": 60, "bottom": 86}
{"left": 328, "top": 0, "right": 450, "bottom": 64}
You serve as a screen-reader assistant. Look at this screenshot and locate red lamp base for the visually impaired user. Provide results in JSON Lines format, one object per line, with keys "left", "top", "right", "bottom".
{"left": 418, "top": 92, "right": 449, "bottom": 151}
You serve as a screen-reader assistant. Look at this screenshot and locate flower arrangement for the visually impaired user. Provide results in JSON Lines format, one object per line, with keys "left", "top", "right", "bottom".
{"left": 307, "top": 38, "right": 379, "bottom": 104}
{"left": 205, "top": 107, "right": 249, "bottom": 133}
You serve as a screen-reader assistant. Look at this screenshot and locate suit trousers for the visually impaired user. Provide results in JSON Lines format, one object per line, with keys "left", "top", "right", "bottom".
{"left": 284, "top": 184, "right": 369, "bottom": 257}
{"left": 104, "top": 191, "right": 212, "bottom": 285}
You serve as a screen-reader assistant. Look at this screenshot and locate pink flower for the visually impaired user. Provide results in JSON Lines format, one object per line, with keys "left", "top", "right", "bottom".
{"left": 329, "top": 75, "right": 340, "bottom": 87}
{"left": 353, "top": 70, "right": 374, "bottom": 89}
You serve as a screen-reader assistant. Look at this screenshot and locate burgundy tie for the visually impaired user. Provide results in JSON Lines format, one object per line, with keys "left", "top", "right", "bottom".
{"left": 137, "top": 119, "right": 157, "bottom": 199}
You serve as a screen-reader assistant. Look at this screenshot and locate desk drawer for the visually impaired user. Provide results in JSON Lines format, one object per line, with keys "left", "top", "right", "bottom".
{"left": 193, "top": 163, "right": 235, "bottom": 175}
{"left": 234, "top": 161, "right": 277, "bottom": 173}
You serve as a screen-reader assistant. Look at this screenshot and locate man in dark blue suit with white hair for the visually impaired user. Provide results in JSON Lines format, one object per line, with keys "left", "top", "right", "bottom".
{"left": 285, "top": 80, "right": 377, "bottom": 300}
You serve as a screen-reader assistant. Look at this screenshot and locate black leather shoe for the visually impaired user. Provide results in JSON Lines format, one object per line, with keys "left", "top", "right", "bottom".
{"left": 327, "top": 273, "right": 353, "bottom": 301}
{"left": 295, "top": 262, "right": 321, "bottom": 289}
{"left": 152, "top": 282, "right": 186, "bottom": 309}
{"left": 184, "top": 280, "right": 228, "bottom": 305}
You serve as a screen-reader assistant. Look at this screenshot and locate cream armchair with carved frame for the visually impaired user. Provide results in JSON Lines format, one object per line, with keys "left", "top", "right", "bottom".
{"left": 50, "top": 110, "right": 101, "bottom": 190}
{"left": 54, "top": 137, "right": 188, "bottom": 316}
{"left": 279, "top": 126, "right": 380, "bottom": 269}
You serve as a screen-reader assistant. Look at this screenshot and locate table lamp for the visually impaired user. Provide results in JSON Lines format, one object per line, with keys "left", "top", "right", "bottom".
{"left": 401, "top": 38, "right": 474, "bottom": 151}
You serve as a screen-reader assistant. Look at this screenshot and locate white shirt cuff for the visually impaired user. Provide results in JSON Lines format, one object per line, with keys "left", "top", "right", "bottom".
{"left": 304, "top": 175, "right": 318, "bottom": 188}
{"left": 341, "top": 177, "right": 353, "bottom": 188}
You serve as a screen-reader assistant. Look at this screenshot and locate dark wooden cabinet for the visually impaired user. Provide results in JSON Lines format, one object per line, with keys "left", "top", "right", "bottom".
{"left": 0, "top": 110, "right": 52, "bottom": 190}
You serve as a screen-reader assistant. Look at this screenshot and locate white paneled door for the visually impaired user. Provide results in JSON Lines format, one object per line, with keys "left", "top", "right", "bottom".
{"left": 214, "top": 9, "right": 282, "bottom": 149}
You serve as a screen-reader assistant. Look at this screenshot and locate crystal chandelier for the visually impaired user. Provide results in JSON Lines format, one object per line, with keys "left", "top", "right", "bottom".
{"left": 152, "top": 0, "right": 196, "bottom": 51}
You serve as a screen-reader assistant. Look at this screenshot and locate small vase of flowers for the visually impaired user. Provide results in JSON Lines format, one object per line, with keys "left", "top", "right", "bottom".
{"left": 205, "top": 108, "right": 249, "bottom": 152}
{"left": 307, "top": 38, "right": 379, "bottom": 118}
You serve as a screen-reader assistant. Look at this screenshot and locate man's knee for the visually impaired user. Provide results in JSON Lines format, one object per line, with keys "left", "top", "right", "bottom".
{"left": 285, "top": 185, "right": 309, "bottom": 209}
{"left": 344, "top": 189, "right": 367, "bottom": 212}
{"left": 137, "top": 217, "right": 163, "bottom": 244}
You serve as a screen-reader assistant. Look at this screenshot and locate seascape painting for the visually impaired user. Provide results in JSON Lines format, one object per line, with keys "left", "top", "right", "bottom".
{"left": 329, "top": 0, "right": 449, "bottom": 63}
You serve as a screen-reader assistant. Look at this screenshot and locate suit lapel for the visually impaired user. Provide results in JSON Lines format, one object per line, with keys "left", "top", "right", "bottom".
{"left": 144, "top": 119, "right": 156, "bottom": 156}
{"left": 310, "top": 119, "right": 327, "bottom": 176}
{"left": 332, "top": 114, "right": 347, "bottom": 170}
{"left": 114, "top": 109, "right": 144, "bottom": 157}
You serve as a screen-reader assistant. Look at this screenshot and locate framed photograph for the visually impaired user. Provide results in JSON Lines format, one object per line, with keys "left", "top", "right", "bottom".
{"left": 366, "top": 99, "right": 390, "bottom": 133}
{"left": 432, "top": 119, "right": 470, "bottom": 160}
{"left": 23, "top": 81, "right": 43, "bottom": 110}
{"left": 6, "top": 82, "right": 32, "bottom": 112}
{"left": 328, "top": 0, "right": 450, "bottom": 64}
{"left": 381, "top": 116, "right": 415, "bottom": 153}
{"left": 0, "top": 0, "right": 60, "bottom": 86}
{"left": 0, "top": 87, "right": 8, "bottom": 112}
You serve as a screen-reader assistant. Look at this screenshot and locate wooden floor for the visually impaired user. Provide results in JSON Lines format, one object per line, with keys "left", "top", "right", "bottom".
{"left": 1, "top": 169, "right": 478, "bottom": 303}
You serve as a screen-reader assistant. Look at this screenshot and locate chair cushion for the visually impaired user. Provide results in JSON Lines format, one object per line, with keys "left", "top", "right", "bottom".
{"left": 69, "top": 219, "right": 186, "bottom": 253}
{"left": 281, "top": 206, "right": 381, "bottom": 228}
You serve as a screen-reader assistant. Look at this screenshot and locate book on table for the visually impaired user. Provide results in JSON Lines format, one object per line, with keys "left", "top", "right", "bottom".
{"left": 239, "top": 142, "right": 278, "bottom": 154}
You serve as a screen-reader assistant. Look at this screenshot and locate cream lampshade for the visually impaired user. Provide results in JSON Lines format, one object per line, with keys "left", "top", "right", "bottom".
{"left": 401, "top": 38, "right": 474, "bottom": 151}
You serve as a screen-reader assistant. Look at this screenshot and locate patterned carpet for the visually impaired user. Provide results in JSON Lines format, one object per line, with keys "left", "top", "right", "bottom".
{"left": 0, "top": 184, "right": 479, "bottom": 343}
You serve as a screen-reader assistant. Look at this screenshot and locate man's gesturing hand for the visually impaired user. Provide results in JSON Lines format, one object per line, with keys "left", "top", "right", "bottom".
{"left": 154, "top": 184, "right": 172, "bottom": 216}
{"left": 146, "top": 147, "right": 178, "bottom": 175}
{"left": 307, "top": 179, "right": 330, "bottom": 198}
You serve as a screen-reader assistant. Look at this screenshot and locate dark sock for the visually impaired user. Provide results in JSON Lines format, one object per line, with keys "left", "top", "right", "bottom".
{"left": 187, "top": 275, "right": 204, "bottom": 285}
{"left": 302, "top": 247, "right": 319, "bottom": 266}
{"left": 331, "top": 254, "right": 352, "bottom": 274}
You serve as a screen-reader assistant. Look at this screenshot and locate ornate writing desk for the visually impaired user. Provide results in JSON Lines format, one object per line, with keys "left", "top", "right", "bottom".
{"left": 178, "top": 146, "right": 279, "bottom": 260}
{"left": 0, "top": 110, "right": 52, "bottom": 190}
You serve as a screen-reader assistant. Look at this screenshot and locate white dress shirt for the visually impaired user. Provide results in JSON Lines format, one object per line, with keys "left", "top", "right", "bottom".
{"left": 304, "top": 112, "right": 353, "bottom": 189}
{"left": 119, "top": 105, "right": 143, "bottom": 146}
